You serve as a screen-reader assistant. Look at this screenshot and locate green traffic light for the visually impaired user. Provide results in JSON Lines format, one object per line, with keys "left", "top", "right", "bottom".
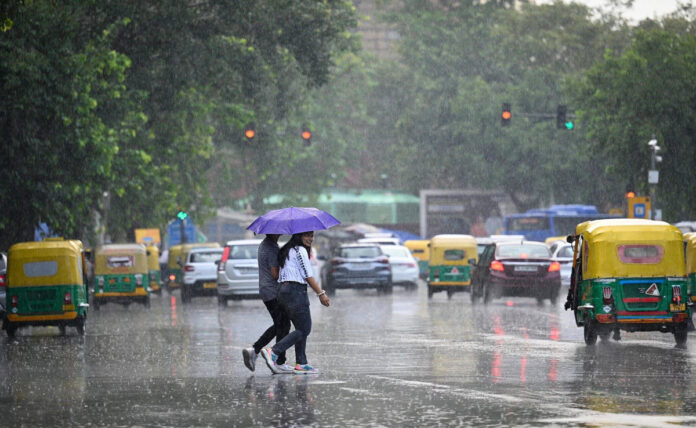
{"left": 176, "top": 210, "right": 188, "bottom": 221}
{"left": 565, "top": 121, "right": 574, "bottom": 130}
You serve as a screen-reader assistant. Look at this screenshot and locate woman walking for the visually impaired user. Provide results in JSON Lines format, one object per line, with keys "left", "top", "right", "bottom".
{"left": 262, "top": 231, "right": 330, "bottom": 374}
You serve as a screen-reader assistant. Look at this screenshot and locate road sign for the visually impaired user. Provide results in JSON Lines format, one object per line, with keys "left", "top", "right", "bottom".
{"left": 627, "top": 196, "right": 651, "bottom": 219}
{"left": 135, "top": 228, "right": 161, "bottom": 246}
{"left": 168, "top": 218, "right": 196, "bottom": 246}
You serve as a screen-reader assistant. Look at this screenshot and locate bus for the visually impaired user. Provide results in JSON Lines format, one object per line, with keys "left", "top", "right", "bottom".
{"left": 504, "top": 205, "right": 617, "bottom": 241}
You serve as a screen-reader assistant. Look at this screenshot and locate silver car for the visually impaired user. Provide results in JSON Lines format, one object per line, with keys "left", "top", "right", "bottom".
{"left": 216, "top": 239, "right": 261, "bottom": 305}
{"left": 551, "top": 243, "right": 574, "bottom": 287}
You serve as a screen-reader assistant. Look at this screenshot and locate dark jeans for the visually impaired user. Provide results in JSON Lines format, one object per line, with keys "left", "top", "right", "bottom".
{"left": 253, "top": 298, "right": 290, "bottom": 365}
{"left": 272, "top": 282, "right": 312, "bottom": 365}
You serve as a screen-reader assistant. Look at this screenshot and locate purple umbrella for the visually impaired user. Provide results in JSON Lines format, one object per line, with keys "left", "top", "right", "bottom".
{"left": 247, "top": 207, "right": 341, "bottom": 235}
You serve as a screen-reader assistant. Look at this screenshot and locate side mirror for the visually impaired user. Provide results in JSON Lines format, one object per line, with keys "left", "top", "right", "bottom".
{"left": 566, "top": 235, "right": 574, "bottom": 244}
{"left": 468, "top": 258, "right": 477, "bottom": 266}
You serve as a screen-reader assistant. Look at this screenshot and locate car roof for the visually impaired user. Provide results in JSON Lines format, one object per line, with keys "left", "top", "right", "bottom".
{"left": 188, "top": 247, "right": 224, "bottom": 253}
{"left": 496, "top": 240, "right": 547, "bottom": 247}
{"left": 224, "top": 239, "right": 263, "bottom": 246}
{"left": 339, "top": 243, "right": 381, "bottom": 248}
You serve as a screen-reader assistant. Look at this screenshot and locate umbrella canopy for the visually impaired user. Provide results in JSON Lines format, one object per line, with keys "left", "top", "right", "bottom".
{"left": 247, "top": 207, "right": 341, "bottom": 235}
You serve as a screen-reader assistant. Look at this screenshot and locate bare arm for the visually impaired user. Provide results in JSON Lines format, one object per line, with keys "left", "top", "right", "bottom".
{"left": 271, "top": 266, "right": 279, "bottom": 280}
{"left": 306, "top": 276, "right": 330, "bottom": 307}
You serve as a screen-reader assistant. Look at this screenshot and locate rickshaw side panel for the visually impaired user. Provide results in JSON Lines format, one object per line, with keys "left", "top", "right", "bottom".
{"left": 427, "top": 235, "right": 477, "bottom": 294}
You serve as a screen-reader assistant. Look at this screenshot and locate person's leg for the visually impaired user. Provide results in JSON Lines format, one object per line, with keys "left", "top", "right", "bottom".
{"left": 266, "top": 298, "right": 289, "bottom": 365}
{"left": 291, "top": 289, "right": 312, "bottom": 365}
{"left": 270, "top": 285, "right": 303, "bottom": 357}
{"left": 253, "top": 299, "right": 287, "bottom": 364}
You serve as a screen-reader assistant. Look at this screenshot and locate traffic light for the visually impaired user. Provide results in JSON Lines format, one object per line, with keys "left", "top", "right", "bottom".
{"left": 301, "top": 125, "right": 312, "bottom": 146}
{"left": 244, "top": 123, "right": 256, "bottom": 142}
{"left": 556, "top": 105, "right": 574, "bottom": 130}
{"left": 501, "top": 103, "right": 511, "bottom": 126}
{"left": 176, "top": 210, "right": 188, "bottom": 221}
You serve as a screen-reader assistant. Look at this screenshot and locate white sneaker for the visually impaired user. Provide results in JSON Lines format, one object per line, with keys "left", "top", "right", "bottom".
{"left": 242, "top": 347, "right": 257, "bottom": 372}
{"left": 275, "top": 363, "right": 294, "bottom": 374}
{"left": 261, "top": 348, "right": 281, "bottom": 374}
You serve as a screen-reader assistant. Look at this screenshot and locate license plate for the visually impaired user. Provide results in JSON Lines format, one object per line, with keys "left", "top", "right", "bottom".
{"left": 514, "top": 266, "right": 537, "bottom": 272}
{"left": 203, "top": 282, "right": 217, "bottom": 289}
{"left": 670, "top": 303, "right": 686, "bottom": 312}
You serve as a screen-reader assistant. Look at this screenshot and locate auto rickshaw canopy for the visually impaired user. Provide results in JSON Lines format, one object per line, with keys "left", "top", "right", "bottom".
{"left": 575, "top": 219, "right": 685, "bottom": 279}
{"left": 428, "top": 234, "right": 477, "bottom": 265}
{"left": 404, "top": 240, "right": 430, "bottom": 261}
{"left": 94, "top": 243, "right": 148, "bottom": 275}
{"left": 146, "top": 245, "right": 160, "bottom": 271}
{"left": 684, "top": 234, "right": 696, "bottom": 275}
{"left": 8, "top": 239, "right": 85, "bottom": 287}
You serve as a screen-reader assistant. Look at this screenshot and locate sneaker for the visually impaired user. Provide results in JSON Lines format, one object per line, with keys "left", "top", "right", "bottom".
{"left": 294, "top": 364, "right": 318, "bottom": 375}
{"left": 261, "top": 348, "right": 281, "bottom": 374}
{"left": 242, "top": 347, "right": 257, "bottom": 372}
{"left": 275, "top": 363, "right": 295, "bottom": 374}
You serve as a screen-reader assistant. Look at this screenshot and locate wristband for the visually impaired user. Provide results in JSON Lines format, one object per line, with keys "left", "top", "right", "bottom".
{"left": 317, "top": 291, "right": 326, "bottom": 297}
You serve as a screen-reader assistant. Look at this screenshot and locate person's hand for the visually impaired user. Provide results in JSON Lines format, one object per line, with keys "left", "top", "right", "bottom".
{"left": 319, "top": 293, "right": 330, "bottom": 307}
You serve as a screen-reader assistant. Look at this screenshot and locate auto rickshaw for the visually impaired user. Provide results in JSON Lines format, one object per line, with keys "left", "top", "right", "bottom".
{"left": 4, "top": 238, "right": 89, "bottom": 337}
{"left": 92, "top": 243, "right": 150, "bottom": 309}
{"left": 167, "top": 243, "right": 220, "bottom": 292}
{"left": 146, "top": 245, "right": 162, "bottom": 295}
{"left": 565, "top": 219, "right": 690, "bottom": 346}
{"left": 427, "top": 234, "right": 478, "bottom": 299}
{"left": 404, "top": 239, "right": 429, "bottom": 279}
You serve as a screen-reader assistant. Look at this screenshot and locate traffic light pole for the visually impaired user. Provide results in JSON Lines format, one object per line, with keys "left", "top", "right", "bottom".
{"left": 180, "top": 218, "right": 186, "bottom": 243}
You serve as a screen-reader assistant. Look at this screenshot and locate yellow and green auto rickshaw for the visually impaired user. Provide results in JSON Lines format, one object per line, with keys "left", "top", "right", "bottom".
{"left": 565, "top": 219, "right": 690, "bottom": 346}
{"left": 92, "top": 243, "right": 150, "bottom": 309}
{"left": 146, "top": 245, "right": 162, "bottom": 295}
{"left": 4, "top": 238, "right": 89, "bottom": 337}
{"left": 167, "top": 243, "right": 220, "bottom": 292}
{"left": 684, "top": 233, "right": 696, "bottom": 302}
{"left": 404, "top": 239, "right": 429, "bottom": 279}
{"left": 427, "top": 234, "right": 478, "bottom": 299}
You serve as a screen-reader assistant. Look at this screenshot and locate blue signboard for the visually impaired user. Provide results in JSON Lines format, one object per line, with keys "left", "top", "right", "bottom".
{"left": 633, "top": 203, "right": 646, "bottom": 219}
{"left": 168, "top": 218, "right": 196, "bottom": 246}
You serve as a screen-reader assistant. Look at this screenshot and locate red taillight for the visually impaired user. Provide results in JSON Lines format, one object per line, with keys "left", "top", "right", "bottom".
{"left": 184, "top": 265, "right": 195, "bottom": 272}
{"left": 169, "top": 274, "right": 176, "bottom": 281}
{"left": 0, "top": 273, "right": 5, "bottom": 287}
{"left": 603, "top": 286, "right": 612, "bottom": 304}
{"left": 11, "top": 296, "right": 18, "bottom": 307}
{"left": 64, "top": 292, "right": 72, "bottom": 305}
{"left": 490, "top": 260, "right": 504, "bottom": 272}
{"left": 673, "top": 285, "right": 682, "bottom": 303}
{"left": 548, "top": 262, "right": 561, "bottom": 272}
{"left": 376, "top": 257, "right": 389, "bottom": 264}
{"left": 406, "top": 262, "right": 416, "bottom": 268}
{"left": 219, "top": 247, "right": 230, "bottom": 271}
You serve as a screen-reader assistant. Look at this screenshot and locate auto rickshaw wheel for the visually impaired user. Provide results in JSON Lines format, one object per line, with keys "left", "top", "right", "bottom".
{"left": 583, "top": 319, "right": 598, "bottom": 346}
{"left": 674, "top": 323, "right": 688, "bottom": 346}
{"left": 447, "top": 289, "right": 454, "bottom": 299}
{"left": 76, "top": 317, "right": 86, "bottom": 336}
{"left": 145, "top": 296, "right": 151, "bottom": 309}
{"left": 59, "top": 325, "right": 67, "bottom": 336}
{"left": 5, "top": 322, "right": 17, "bottom": 338}
{"left": 599, "top": 330, "right": 610, "bottom": 342}
{"left": 427, "top": 285, "right": 434, "bottom": 299}
{"left": 92, "top": 298, "right": 100, "bottom": 311}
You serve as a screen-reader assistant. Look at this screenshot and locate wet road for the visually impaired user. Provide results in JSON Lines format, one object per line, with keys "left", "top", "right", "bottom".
{"left": 2, "top": 282, "right": 696, "bottom": 427}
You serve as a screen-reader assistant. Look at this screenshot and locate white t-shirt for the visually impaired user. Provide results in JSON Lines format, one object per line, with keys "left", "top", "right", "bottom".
{"left": 278, "top": 246, "right": 314, "bottom": 285}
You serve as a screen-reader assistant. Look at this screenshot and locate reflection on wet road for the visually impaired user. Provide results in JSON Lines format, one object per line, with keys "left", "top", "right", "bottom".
{"left": 1, "top": 282, "right": 696, "bottom": 426}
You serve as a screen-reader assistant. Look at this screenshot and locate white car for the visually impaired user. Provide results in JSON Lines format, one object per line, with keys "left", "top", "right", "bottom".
{"left": 379, "top": 244, "right": 419, "bottom": 289}
{"left": 359, "top": 237, "right": 401, "bottom": 246}
{"left": 216, "top": 239, "right": 262, "bottom": 305}
{"left": 181, "top": 247, "right": 223, "bottom": 303}
{"left": 551, "top": 243, "right": 574, "bottom": 286}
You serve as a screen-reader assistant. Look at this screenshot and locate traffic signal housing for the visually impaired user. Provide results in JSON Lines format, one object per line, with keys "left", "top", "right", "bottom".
{"left": 556, "top": 105, "right": 574, "bottom": 130}
{"left": 301, "top": 125, "right": 312, "bottom": 146}
{"left": 501, "top": 103, "right": 511, "bottom": 126}
{"left": 244, "top": 123, "right": 256, "bottom": 142}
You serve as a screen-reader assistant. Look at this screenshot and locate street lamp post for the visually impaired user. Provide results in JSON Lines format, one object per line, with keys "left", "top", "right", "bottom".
{"left": 647, "top": 135, "right": 662, "bottom": 220}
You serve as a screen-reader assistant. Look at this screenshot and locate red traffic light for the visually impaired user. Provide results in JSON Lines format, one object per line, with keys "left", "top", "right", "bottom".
{"left": 625, "top": 191, "right": 635, "bottom": 198}
{"left": 501, "top": 103, "right": 511, "bottom": 126}
{"left": 501, "top": 111, "right": 511, "bottom": 120}
{"left": 245, "top": 129, "right": 255, "bottom": 139}
{"left": 301, "top": 125, "right": 312, "bottom": 145}
{"left": 301, "top": 130, "right": 311, "bottom": 140}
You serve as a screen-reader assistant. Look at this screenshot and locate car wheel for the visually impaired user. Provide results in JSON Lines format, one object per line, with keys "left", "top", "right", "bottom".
{"left": 674, "top": 322, "right": 688, "bottom": 347}
{"left": 217, "top": 295, "right": 227, "bottom": 306}
{"left": 383, "top": 282, "right": 393, "bottom": 294}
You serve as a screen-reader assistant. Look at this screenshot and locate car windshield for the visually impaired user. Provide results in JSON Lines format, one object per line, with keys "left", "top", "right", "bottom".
{"left": 556, "top": 246, "right": 574, "bottom": 258}
{"left": 191, "top": 251, "right": 222, "bottom": 263}
{"left": 497, "top": 244, "right": 550, "bottom": 258}
{"left": 340, "top": 246, "right": 381, "bottom": 258}
{"left": 380, "top": 246, "right": 410, "bottom": 257}
{"left": 228, "top": 245, "right": 259, "bottom": 260}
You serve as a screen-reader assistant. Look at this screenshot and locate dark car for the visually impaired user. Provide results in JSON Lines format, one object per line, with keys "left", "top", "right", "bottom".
{"left": 322, "top": 244, "right": 392, "bottom": 295}
{"left": 471, "top": 241, "right": 561, "bottom": 305}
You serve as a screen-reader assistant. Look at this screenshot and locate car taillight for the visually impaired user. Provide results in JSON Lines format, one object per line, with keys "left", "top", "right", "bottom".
{"left": 673, "top": 285, "right": 682, "bottom": 303}
{"left": 603, "top": 286, "right": 612, "bottom": 304}
{"left": 185, "top": 265, "right": 195, "bottom": 272}
{"left": 331, "top": 258, "right": 345, "bottom": 266}
{"left": 406, "top": 262, "right": 416, "bottom": 268}
{"left": 219, "top": 247, "right": 230, "bottom": 272}
{"left": 490, "top": 261, "right": 504, "bottom": 272}
{"left": 11, "top": 296, "right": 18, "bottom": 307}
{"left": 377, "top": 257, "right": 389, "bottom": 264}
{"left": 64, "top": 292, "right": 72, "bottom": 305}
{"left": 548, "top": 262, "right": 561, "bottom": 272}
{"left": 0, "top": 273, "right": 5, "bottom": 287}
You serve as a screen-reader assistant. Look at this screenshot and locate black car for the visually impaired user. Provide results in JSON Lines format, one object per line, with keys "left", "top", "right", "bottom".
{"left": 321, "top": 244, "right": 392, "bottom": 295}
{"left": 471, "top": 241, "right": 561, "bottom": 304}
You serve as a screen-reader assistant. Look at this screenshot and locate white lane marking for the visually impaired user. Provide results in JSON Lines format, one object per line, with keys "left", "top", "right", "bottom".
{"left": 368, "top": 375, "right": 525, "bottom": 403}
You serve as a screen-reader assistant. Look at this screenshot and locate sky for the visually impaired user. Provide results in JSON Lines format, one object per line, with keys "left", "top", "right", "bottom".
{"left": 535, "top": 0, "right": 683, "bottom": 22}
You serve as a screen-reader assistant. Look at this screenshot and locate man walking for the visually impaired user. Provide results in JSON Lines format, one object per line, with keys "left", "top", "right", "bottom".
{"left": 242, "top": 234, "right": 293, "bottom": 373}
